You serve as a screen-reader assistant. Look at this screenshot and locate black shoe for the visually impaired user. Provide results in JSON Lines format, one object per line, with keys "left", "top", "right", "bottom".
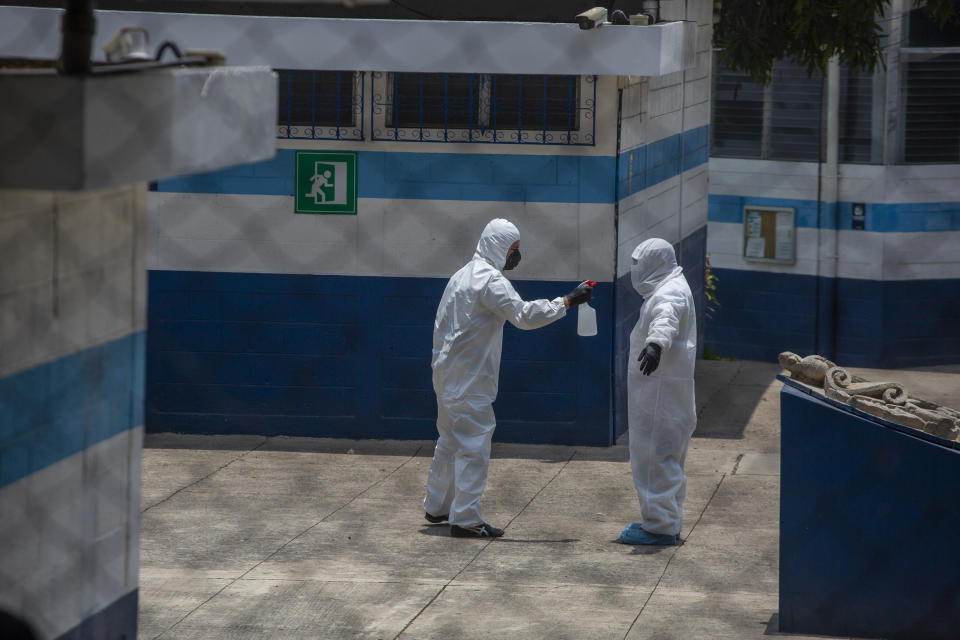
{"left": 451, "top": 523, "right": 504, "bottom": 538}
{"left": 424, "top": 511, "right": 448, "bottom": 523}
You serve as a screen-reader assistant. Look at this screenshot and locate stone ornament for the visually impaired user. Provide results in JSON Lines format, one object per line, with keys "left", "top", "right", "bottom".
{"left": 779, "top": 352, "right": 960, "bottom": 443}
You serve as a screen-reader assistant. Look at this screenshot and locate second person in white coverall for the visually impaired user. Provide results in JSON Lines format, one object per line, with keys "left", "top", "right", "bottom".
{"left": 423, "top": 218, "right": 594, "bottom": 538}
{"left": 620, "top": 238, "right": 697, "bottom": 546}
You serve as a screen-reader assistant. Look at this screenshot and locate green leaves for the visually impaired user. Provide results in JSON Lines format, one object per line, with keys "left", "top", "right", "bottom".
{"left": 714, "top": 0, "right": 959, "bottom": 84}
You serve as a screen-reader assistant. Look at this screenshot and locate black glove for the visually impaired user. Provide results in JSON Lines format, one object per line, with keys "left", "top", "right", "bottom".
{"left": 565, "top": 280, "right": 594, "bottom": 307}
{"left": 637, "top": 343, "right": 662, "bottom": 376}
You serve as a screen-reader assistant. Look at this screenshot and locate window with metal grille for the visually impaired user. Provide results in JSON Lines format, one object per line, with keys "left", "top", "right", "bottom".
{"left": 769, "top": 63, "right": 823, "bottom": 161}
{"left": 904, "top": 53, "right": 960, "bottom": 163}
{"left": 276, "top": 69, "right": 363, "bottom": 140}
{"left": 388, "top": 73, "right": 480, "bottom": 129}
{"left": 710, "top": 62, "right": 764, "bottom": 158}
{"left": 373, "top": 72, "right": 594, "bottom": 145}
{"left": 491, "top": 75, "right": 581, "bottom": 132}
{"left": 711, "top": 55, "right": 825, "bottom": 162}
{"left": 838, "top": 66, "right": 880, "bottom": 163}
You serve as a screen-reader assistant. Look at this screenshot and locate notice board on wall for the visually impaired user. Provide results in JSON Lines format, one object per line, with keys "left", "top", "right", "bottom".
{"left": 743, "top": 205, "right": 796, "bottom": 264}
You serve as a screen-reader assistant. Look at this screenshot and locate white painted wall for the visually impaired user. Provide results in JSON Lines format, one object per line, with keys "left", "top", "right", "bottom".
{"left": 148, "top": 193, "right": 615, "bottom": 283}
{"left": 0, "top": 187, "right": 146, "bottom": 378}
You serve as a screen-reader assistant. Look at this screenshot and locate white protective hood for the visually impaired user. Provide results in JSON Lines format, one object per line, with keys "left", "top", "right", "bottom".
{"left": 631, "top": 238, "right": 684, "bottom": 297}
{"left": 474, "top": 218, "right": 519, "bottom": 272}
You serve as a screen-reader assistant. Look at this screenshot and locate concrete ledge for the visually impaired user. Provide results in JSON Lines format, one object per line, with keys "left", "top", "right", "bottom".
{"left": 1, "top": 7, "right": 697, "bottom": 77}
{"left": 0, "top": 66, "right": 276, "bottom": 190}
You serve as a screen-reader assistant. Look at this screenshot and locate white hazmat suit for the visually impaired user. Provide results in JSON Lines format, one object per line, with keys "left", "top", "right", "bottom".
{"left": 628, "top": 239, "right": 698, "bottom": 536}
{"left": 424, "top": 219, "right": 567, "bottom": 526}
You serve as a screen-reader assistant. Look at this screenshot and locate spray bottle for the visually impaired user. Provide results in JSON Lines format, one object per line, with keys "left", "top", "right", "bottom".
{"left": 577, "top": 281, "right": 598, "bottom": 337}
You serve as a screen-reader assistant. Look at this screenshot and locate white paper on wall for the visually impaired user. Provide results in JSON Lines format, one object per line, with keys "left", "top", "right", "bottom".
{"left": 745, "top": 237, "right": 766, "bottom": 258}
{"left": 775, "top": 211, "right": 794, "bottom": 261}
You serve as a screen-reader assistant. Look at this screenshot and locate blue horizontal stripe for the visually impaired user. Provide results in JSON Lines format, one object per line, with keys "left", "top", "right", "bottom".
{"left": 0, "top": 332, "right": 145, "bottom": 489}
{"left": 709, "top": 194, "right": 960, "bottom": 233}
{"left": 158, "top": 150, "right": 617, "bottom": 204}
{"left": 617, "top": 125, "right": 710, "bottom": 200}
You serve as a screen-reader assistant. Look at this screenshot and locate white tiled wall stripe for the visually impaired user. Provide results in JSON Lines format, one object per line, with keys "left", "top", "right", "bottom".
{"left": 708, "top": 222, "right": 960, "bottom": 282}
{"left": 148, "top": 193, "right": 616, "bottom": 282}
{"left": 0, "top": 427, "right": 142, "bottom": 640}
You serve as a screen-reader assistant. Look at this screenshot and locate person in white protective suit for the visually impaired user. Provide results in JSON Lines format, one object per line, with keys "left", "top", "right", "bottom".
{"left": 619, "top": 238, "right": 697, "bottom": 546}
{"left": 423, "top": 218, "right": 594, "bottom": 538}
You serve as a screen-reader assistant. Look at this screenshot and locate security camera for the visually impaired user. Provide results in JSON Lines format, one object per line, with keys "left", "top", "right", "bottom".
{"left": 576, "top": 7, "right": 608, "bottom": 30}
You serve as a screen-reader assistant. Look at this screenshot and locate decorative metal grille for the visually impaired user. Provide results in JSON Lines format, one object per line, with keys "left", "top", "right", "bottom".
{"left": 372, "top": 72, "right": 595, "bottom": 145}
{"left": 276, "top": 70, "right": 364, "bottom": 141}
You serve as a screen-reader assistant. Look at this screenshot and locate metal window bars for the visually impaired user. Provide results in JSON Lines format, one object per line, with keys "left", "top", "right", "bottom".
{"left": 276, "top": 70, "right": 364, "bottom": 141}
{"left": 372, "top": 72, "right": 595, "bottom": 145}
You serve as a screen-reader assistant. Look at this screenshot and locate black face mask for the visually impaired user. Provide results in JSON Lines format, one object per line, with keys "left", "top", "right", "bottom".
{"left": 503, "top": 248, "right": 521, "bottom": 271}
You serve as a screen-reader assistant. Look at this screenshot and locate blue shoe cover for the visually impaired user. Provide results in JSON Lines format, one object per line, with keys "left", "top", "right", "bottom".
{"left": 619, "top": 526, "right": 678, "bottom": 545}
{"left": 627, "top": 522, "right": 643, "bottom": 530}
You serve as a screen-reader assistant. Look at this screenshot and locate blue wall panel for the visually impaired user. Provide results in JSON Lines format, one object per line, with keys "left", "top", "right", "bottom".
{"left": 146, "top": 271, "right": 614, "bottom": 446}
{"left": 706, "top": 268, "right": 960, "bottom": 367}
{"left": 780, "top": 385, "right": 960, "bottom": 639}
{"left": 613, "top": 227, "right": 707, "bottom": 439}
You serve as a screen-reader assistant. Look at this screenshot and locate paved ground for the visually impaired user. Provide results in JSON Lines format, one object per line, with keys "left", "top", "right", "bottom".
{"left": 136, "top": 360, "right": 960, "bottom": 640}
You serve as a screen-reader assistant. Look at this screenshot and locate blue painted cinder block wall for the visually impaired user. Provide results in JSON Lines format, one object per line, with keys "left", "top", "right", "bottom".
{"left": 146, "top": 271, "right": 614, "bottom": 445}
{"left": 707, "top": 269, "right": 960, "bottom": 368}
{"left": 706, "top": 192, "right": 960, "bottom": 368}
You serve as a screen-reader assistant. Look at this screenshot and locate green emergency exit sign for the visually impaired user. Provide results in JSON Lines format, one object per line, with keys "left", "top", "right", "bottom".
{"left": 294, "top": 151, "right": 357, "bottom": 214}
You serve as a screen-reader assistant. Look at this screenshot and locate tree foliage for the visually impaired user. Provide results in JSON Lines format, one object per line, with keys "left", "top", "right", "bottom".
{"left": 714, "top": 0, "right": 960, "bottom": 84}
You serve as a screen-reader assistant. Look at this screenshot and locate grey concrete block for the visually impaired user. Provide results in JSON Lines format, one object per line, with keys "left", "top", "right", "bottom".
{"left": 246, "top": 497, "right": 483, "bottom": 584}
{"left": 137, "top": 572, "right": 240, "bottom": 640}
{"left": 658, "top": 524, "right": 779, "bottom": 595}
{"left": 167, "top": 579, "right": 439, "bottom": 640}
{"left": 400, "top": 583, "right": 653, "bottom": 640}
{"left": 624, "top": 589, "right": 848, "bottom": 640}
{"left": 735, "top": 452, "right": 780, "bottom": 476}
{"left": 696, "top": 475, "right": 780, "bottom": 529}
{"left": 139, "top": 490, "right": 343, "bottom": 576}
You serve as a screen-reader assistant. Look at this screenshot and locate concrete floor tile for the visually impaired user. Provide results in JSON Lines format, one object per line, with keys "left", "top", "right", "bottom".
{"left": 623, "top": 589, "right": 848, "bottom": 640}
{"left": 141, "top": 449, "right": 251, "bottom": 510}
{"left": 452, "top": 521, "right": 673, "bottom": 588}
{"left": 186, "top": 450, "right": 411, "bottom": 498}
{"left": 137, "top": 574, "right": 232, "bottom": 640}
{"left": 684, "top": 447, "right": 742, "bottom": 475}
{"left": 658, "top": 524, "right": 779, "bottom": 595}
{"left": 735, "top": 452, "right": 780, "bottom": 476}
{"left": 400, "top": 583, "right": 652, "bottom": 640}
{"left": 245, "top": 498, "right": 487, "bottom": 584}
{"left": 729, "top": 362, "right": 784, "bottom": 387}
{"left": 139, "top": 490, "right": 343, "bottom": 574}
{"left": 696, "top": 475, "right": 780, "bottom": 529}
{"left": 169, "top": 579, "right": 439, "bottom": 640}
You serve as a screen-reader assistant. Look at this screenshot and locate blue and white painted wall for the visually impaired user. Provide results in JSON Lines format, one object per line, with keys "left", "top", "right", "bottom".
{"left": 0, "top": 187, "right": 145, "bottom": 639}
{"left": 145, "top": 4, "right": 714, "bottom": 446}
{"left": 706, "top": 2, "right": 960, "bottom": 369}
{"left": 614, "top": 0, "right": 712, "bottom": 437}
{"left": 707, "top": 161, "right": 960, "bottom": 368}
{"left": 148, "top": 76, "right": 620, "bottom": 446}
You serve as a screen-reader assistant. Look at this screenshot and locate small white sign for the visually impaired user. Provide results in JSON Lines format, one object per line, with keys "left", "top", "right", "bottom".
{"left": 745, "top": 237, "right": 766, "bottom": 258}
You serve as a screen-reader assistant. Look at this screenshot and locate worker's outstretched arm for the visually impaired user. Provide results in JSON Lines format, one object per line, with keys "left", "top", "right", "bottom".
{"left": 482, "top": 273, "right": 566, "bottom": 330}
{"left": 644, "top": 292, "right": 683, "bottom": 351}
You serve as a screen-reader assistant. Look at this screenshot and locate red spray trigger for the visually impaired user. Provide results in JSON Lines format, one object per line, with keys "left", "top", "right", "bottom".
{"left": 586, "top": 281, "right": 597, "bottom": 287}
